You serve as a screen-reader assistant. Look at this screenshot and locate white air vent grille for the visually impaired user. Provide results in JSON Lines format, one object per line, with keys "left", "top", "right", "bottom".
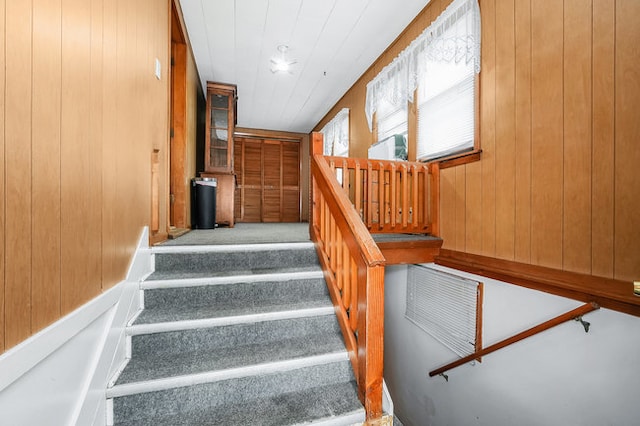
{"left": 406, "top": 265, "right": 482, "bottom": 358}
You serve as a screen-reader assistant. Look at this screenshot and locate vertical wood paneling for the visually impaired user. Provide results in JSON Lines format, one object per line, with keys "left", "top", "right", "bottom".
{"left": 89, "top": 0, "right": 104, "bottom": 289}
{"left": 113, "top": 0, "right": 135, "bottom": 278}
{"left": 514, "top": 0, "right": 532, "bottom": 264}
{"left": 591, "top": 0, "right": 615, "bottom": 278}
{"left": 480, "top": 0, "right": 496, "bottom": 257}
{"left": 494, "top": 0, "right": 516, "bottom": 260}
{"left": 31, "top": 0, "right": 62, "bottom": 331}
{"left": 0, "top": 0, "right": 172, "bottom": 353}
{"left": 465, "top": 161, "right": 482, "bottom": 254}
{"left": 563, "top": 0, "right": 592, "bottom": 274}
{"left": 0, "top": 0, "right": 6, "bottom": 352}
{"left": 455, "top": 166, "right": 466, "bottom": 250}
{"left": 530, "top": 0, "right": 564, "bottom": 269}
{"left": 614, "top": 0, "right": 640, "bottom": 281}
{"left": 439, "top": 168, "right": 456, "bottom": 250}
{"left": 101, "top": 0, "right": 118, "bottom": 286}
{"left": 4, "top": 0, "right": 33, "bottom": 347}
{"left": 61, "top": 0, "right": 95, "bottom": 313}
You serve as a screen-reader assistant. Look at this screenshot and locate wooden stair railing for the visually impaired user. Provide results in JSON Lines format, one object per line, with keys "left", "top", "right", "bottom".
{"left": 309, "top": 134, "right": 386, "bottom": 421}
{"left": 322, "top": 155, "right": 439, "bottom": 236}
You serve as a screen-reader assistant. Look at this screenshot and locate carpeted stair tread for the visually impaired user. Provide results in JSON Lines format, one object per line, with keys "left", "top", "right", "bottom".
{"left": 133, "top": 299, "right": 333, "bottom": 325}
{"left": 112, "top": 361, "right": 356, "bottom": 424}
{"left": 114, "top": 381, "right": 363, "bottom": 426}
{"left": 142, "top": 278, "right": 328, "bottom": 310}
{"left": 130, "top": 314, "right": 342, "bottom": 358}
{"left": 153, "top": 247, "right": 320, "bottom": 274}
{"left": 146, "top": 264, "right": 321, "bottom": 281}
{"left": 116, "top": 332, "right": 347, "bottom": 385}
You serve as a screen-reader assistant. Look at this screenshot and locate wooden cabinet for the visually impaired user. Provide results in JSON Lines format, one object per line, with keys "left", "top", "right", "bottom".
{"left": 234, "top": 137, "right": 300, "bottom": 223}
{"left": 204, "top": 82, "right": 237, "bottom": 173}
{"left": 202, "top": 82, "right": 237, "bottom": 227}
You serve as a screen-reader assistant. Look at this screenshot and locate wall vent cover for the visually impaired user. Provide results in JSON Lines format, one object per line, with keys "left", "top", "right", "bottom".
{"left": 406, "top": 264, "right": 483, "bottom": 358}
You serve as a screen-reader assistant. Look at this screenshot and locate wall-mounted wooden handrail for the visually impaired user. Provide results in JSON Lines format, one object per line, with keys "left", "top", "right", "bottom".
{"left": 429, "top": 302, "right": 599, "bottom": 378}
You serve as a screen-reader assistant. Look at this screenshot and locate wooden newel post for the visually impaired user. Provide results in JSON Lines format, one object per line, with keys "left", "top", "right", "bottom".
{"left": 310, "top": 132, "right": 324, "bottom": 236}
{"left": 311, "top": 131, "right": 324, "bottom": 156}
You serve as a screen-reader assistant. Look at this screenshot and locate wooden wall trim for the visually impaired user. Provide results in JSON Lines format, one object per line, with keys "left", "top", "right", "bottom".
{"left": 435, "top": 249, "right": 640, "bottom": 318}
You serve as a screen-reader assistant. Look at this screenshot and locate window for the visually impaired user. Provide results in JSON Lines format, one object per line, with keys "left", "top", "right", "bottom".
{"left": 416, "top": 0, "right": 480, "bottom": 161}
{"left": 365, "top": 0, "right": 480, "bottom": 163}
{"left": 374, "top": 97, "right": 408, "bottom": 161}
{"left": 365, "top": 55, "right": 410, "bottom": 149}
{"left": 376, "top": 98, "right": 407, "bottom": 143}
{"left": 320, "top": 108, "right": 349, "bottom": 157}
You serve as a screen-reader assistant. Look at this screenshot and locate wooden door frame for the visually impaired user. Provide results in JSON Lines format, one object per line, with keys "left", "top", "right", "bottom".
{"left": 169, "top": 2, "right": 188, "bottom": 229}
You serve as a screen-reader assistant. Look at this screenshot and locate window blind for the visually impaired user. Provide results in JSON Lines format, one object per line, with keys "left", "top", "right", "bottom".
{"left": 377, "top": 99, "right": 408, "bottom": 142}
{"left": 417, "top": 61, "right": 475, "bottom": 160}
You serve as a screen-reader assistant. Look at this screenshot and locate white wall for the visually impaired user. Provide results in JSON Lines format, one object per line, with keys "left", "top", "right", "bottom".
{"left": 0, "top": 229, "right": 151, "bottom": 426}
{"left": 385, "top": 264, "right": 640, "bottom": 426}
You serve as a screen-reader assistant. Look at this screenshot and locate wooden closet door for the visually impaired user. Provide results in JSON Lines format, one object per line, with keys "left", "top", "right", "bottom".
{"left": 281, "top": 141, "right": 300, "bottom": 222}
{"left": 262, "top": 140, "right": 282, "bottom": 222}
{"left": 234, "top": 137, "right": 300, "bottom": 223}
{"left": 234, "top": 137, "right": 262, "bottom": 222}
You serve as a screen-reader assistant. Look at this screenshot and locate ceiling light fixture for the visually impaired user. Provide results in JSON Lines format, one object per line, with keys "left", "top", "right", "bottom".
{"left": 270, "top": 45, "right": 296, "bottom": 74}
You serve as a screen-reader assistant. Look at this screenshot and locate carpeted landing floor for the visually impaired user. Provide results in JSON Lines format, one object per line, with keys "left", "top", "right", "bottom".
{"left": 161, "top": 223, "right": 311, "bottom": 246}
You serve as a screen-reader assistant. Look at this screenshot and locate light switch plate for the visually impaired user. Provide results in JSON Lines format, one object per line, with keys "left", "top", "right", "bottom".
{"left": 154, "top": 58, "right": 161, "bottom": 80}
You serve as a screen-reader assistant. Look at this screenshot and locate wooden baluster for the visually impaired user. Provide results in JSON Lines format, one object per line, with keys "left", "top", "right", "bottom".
{"left": 366, "top": 162, "right": 373, "bottom": 228}
{"left": 430, "top": 162, "right": 440, "bottom": 236}
{"left": 319, "top": 194, "right": 325, "bottom": 242}
{"left": 411, "top": 164, "right": 419, "bottom": 230}
{"left": 323, "top": 199, "right": 329, "bottom": 253}
{"left": 342, "top": 241, "right": 350, "bottom": 309}
{"left": 342, "top": 159, "right": 349, "bottom": 193}
{"left": 422, "top": 165, "right": 429, "bottom": 231}
{"left": 390, "top": 163, "right": 397, "bottom": 228}
{"left": 355, "top": 162, "right": 362, "bottom": 220}
{"left": 378, "top": 163, "right": 385, "bottom": 230}
{"left": 401, "top": 163, "right": 408, "bottom": 229}
{"left": 336, "top": 227, "right": 343, "bottom": 292}
{"left": 349, "top": 256, "right": 358, "bottom": 333}
{"left": 330, "top": 214, "right": 336, "bottom": 273}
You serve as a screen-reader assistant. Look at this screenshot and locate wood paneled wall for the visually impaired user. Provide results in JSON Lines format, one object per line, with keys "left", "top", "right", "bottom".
{"left": 315, "top": 0, "right": 640, "bottom": 282}
{"left": 0, "top": 0, "right": 172, "bottom": 352}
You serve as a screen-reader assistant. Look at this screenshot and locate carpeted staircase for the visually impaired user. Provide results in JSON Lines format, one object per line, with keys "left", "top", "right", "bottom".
{"left": 106, "top": 242, "right": 365, "bottom": 425}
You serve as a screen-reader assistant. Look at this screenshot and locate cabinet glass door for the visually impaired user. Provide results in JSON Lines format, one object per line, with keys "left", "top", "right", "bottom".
{"left": 208, "top": 93, "right": 230, "bottom": 170}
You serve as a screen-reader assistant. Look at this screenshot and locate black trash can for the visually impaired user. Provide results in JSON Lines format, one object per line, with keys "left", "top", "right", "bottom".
{"left": 192, "top": 177, "right": 217, "bottom": 229}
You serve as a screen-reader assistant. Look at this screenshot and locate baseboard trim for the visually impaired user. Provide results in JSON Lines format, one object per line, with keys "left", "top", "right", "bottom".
{"left": 0, "top": 280, "right": 124, "bottom": 393}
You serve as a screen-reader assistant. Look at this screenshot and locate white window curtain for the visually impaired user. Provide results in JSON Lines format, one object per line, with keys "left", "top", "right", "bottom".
{"left": 364, "top": 0, "right": 481, "bottom": 149}
{"left": 320, "top": 108, "right": 349, "bottom": 156}
{"left": 365, "top": 55, "right": 410, "bottom": 132}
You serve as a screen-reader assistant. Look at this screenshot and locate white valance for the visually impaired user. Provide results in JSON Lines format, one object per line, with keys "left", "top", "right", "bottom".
{"left": 365, "top": 0, "right": 481, "bottom": 131}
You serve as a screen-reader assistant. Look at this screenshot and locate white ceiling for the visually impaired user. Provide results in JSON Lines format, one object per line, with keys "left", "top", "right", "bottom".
{"left": 179, "top": 0, "right": 431, "bottom": 133}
